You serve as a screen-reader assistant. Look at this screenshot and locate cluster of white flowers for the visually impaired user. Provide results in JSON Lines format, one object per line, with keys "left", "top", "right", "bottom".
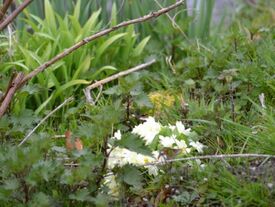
{"left": 108, "top": 146, "right": 160, "bottom": 176}
{"left": 104, "top": 174, "right": 120, "bottom": 198}
{"left": 132, "top": 117, "right": 204, "bottom": 153}
{"left": 132, "top": 117, "right": 162, "bottom": 145}
{"left": 104, "top": 117, "right": 206, "bottom": 196}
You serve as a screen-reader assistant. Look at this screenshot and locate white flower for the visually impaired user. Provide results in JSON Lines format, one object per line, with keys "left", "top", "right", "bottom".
{"left": 107, "top": 147, "right": 131, "bottom": 168}
{"left": 190, "top": 141, "right": 204, "bottom": 153}
{"left": 159, "top": 135, "right": 177, "bottom": 148}
{"left": 174, "top": 139, "right": 187, "bottom": 149}
{"left": 132, "top": 116, "right": 162, "bottom": 145}
{"left": 104, "top": 174, "right": 119, "bottom": 197}
{"left": 145, "top": 165, "right": 159, "bottom": 176}
{"left": 113, "top": 130, "right": 121, "bottom": 140}
{"left": 176, "top": 121, "right": 191, "bottom": 135}
{"left": 168, "top": 124, "right": 176, "bottom": 131}
{"left": 108, "top": 146, "right": 158, "bottom": 168}
{"left": 159, "top": 135, "right": 191, "bottom": 153}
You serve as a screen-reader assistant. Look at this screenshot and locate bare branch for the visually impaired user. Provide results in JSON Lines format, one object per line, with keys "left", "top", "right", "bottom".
{"left": 0, "top": 0, "right": 33, "bottom": 31}
{"left": 62, "top": 153, "right": 275, "bottom": 167}
{"left": 18, "top": 97, "right": 74, "bottom": 146}
{"left": 146, "top": 153, "right": 275, "bottom": 166}
{"left": 84, "top": 59, "right": 156, "bottom": 103}
{"left": 0, "top": 0, "right": 13, "bottom": 22}
{"left": 0, "top": 72, "right": 24, "bottom": 117}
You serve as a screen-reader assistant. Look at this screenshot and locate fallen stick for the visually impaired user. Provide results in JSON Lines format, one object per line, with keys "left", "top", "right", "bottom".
{"left": 62, "top": 153, "right": 275, "bottom": 167}
{"left": 83, "top": 59, "right": 156, "bottom": 104}
{"left": 146, "top": 153, "right": 275, "bottom": 166}
{"left": 18, "top": 97, "right": 74, "bottom": 146}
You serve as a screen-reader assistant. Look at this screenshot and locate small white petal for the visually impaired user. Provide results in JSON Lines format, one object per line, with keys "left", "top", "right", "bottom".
{"left": 190, "top": 141, "right": 204, "bottom": 153}
{"left": 113, "top": 130, "right": 121, "bottom": 140}
{"left": 176, "top": 121, "right": 191, "bottom": 135}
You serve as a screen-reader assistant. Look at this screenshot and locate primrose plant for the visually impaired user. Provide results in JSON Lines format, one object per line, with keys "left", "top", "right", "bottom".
{"left": 104, "top": 117, "right": 206, "bottom": 196}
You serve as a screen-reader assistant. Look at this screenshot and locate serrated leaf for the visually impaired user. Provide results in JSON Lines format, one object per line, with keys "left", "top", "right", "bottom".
{"left": 133, "top": 93, "right": 153, "bottom": 108}
{"left": 103, "top": 85, "right": 122, "bottom": 95}
{"left": 121, "top": 165, "right": 143, "bottom": 188}
{"left": 118, "top": 133, "right": 152, "bottom": 156}
{"left": 69, "top": 189, "right": 93, "bottom": 202}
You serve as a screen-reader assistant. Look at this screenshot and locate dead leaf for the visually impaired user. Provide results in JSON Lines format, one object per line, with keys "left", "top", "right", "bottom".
{"left": 75, "top": 138, "right": 83, "bottom": 151}
{"left": 65, "top": 130, "right": 74, "bottom": 151}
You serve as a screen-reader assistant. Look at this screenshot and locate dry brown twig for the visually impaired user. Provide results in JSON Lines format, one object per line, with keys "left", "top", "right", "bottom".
{"left": 0, "top": 0, "right": 185, "bottom": 118}
{"left": 146, "top": 153, "right": 275, "bottom": 166}
{"left": 0, "top": 72, "right": 24, "bottom": 117}
{"left": 0, "top": 0, "right": 33, "bottom": 31}
{"left": 62, "top": 153, "right": 275, "bottom": 167}
{"left": 84, "top": 59, "right": 156, "bottom": 104}
{"left": 18, "top": 96, "right": 74, "bottom": 146}
{"left": 0, "top": 0, "right": 13, "bottom": 22}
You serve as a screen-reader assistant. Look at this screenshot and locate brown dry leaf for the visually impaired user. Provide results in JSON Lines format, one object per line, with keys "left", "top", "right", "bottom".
{"left": 65, "top": 130, "right": 74, "bottom": 151}
{"left": 74, "top": 138, "right": 83, "bottom": 151}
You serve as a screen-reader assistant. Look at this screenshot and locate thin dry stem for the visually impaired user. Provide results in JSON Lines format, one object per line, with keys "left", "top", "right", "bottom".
{"left": 18, "top": 97, "right": 74, "bottom": 146}
{"left": 0, "top": 0, "right": 13, "bottom": 22}
{"left": 146, "top": 153, "right": 275, "bottom": 166}
{"left": 84, "top": 59, "right": 156, "bottom": 103}
{"left": 0, "top": 0, "right": 33, "bottom": 31}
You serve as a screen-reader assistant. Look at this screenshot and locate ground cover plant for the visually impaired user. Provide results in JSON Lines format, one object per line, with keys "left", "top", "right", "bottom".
{"left": 0, "top": 0, "right": 274, "bottom": 206}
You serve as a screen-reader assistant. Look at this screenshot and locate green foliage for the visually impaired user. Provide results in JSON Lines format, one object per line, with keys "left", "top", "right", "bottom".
{"left": 0, "top": 0, "right": 274, "bottom": 206}
{"left": 0, "top": 0, "right": 151, "bottom": 115}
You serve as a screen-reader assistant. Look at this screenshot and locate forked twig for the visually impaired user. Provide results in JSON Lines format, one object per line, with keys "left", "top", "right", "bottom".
{"left": 84, "top": 59, "right": 156, "bottom": 104}
{"left": 18, "top": 97, "right": 74, "bottom": 146}
{"left": 0, "top": 0, "right": 13, "bottom": 22}
{"left": 0, "top": 0, "right": 33, "bottom": 31}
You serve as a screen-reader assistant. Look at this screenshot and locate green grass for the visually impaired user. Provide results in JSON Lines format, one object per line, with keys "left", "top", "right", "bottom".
{"left": 0, "top": 0, "right": 274, "bottom": 206}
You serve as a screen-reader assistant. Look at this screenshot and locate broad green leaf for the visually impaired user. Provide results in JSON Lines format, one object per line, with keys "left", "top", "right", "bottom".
{"left": 133, "top": 36, "right": 150, "bottom": 57}
{"left": 111, "top": 3, "right": 117, "bottom": 26}
{"left": 90, "top": 65, "right": 117, "bottom": 80}
{"left": 95, "top": 33, "right": 127, "bottom": 63}
{"left": 69, "top": 189, "right": 93, "bottom": 202}
{"left": 73, "top": 0, "right": 81, "bottom": 20}
{"left": 103, "top": 85, "right": 122, "bottom": 96}
{"left": 44, "top": 0, "right": 56, "bottom": 34}
{"left": 121, "top": 165, "right": 143, "bottom": 188}
{"left": 4, "top": 61, "right": 29, "bottom": 72}
{"left": 118, "top": 133, "right": 152, "bottom": 156}
{"left": 72, "top": 55, "right": 92, "bottom": 80}
{"left": 53, "top": 79, "right": 90, "bottom": 99}
{"left": 82, "top": 9, "right": 101, "bottom": 38}
{"left": 133, "top": 93, "right": 153, "bottom": 108}
{"left": 35, "top": 32, "right": 56, "bottom": 41}
{"left": 69, "top": 15, "right": 82, "bottom": 36}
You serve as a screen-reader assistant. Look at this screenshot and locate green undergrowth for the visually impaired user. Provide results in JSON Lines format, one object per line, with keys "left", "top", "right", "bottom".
{"left": 0, "top": 0, "right": 274, "bottom": 206}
